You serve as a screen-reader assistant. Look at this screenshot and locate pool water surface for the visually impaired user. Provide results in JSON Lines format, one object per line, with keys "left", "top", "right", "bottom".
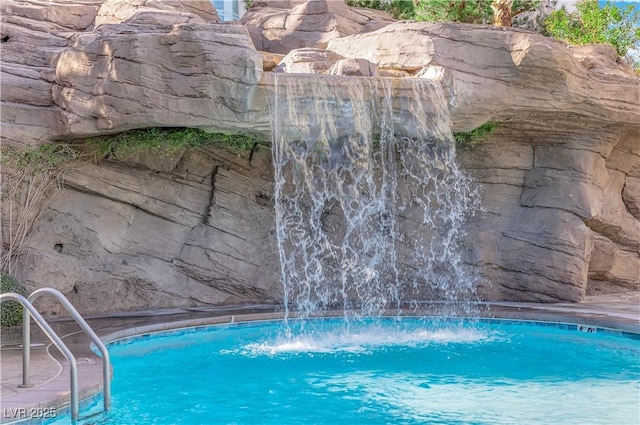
{"left": 53, "top": 318, "right": 640, "bottom": 425}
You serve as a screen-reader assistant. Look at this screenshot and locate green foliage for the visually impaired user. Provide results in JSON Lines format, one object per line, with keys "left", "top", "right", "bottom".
{"left": 1, "top": 144, "right": 77, "bottom": 172}
{"left": 544, "top": 0, "right": 640, "bottom": 68}
{"left": 454, "top": 121, "right": 497, "bottom": 150}
{"left": 86, "top": 128, "right": 257, "bottom": 160}
{"left": 513, "top": 0, "right": 558, "bottom": 33}
{"left": 414, "top": 0, "right": 491, "bottom": 24}
{"left": 346, "top": 0, "right": 416, "bottom": 19}
{"left": 347, "top": 0, "right": 541, "bottom": 25}
{"left": 413, "top": 0, "right": 539, "bottom": 25}
{"left": 0, "top": 273, "right": 27, "bottom": 328}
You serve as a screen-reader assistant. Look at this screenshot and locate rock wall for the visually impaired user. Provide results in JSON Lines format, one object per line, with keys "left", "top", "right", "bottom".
{"left": 240, "top": 0, "right": 394, "bottom": 54}
{"left": 1, "top": 0, "right": 638, "bottom": 314}
{"left": 14, "top": 146, "right": 281, "bottom": 315}
{"left": 324, "top": 22, "right": 639, "bottom": 301}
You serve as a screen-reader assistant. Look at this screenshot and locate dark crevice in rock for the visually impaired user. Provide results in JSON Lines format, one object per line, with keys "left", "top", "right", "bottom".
{"left": 584, "top": 218, "right": 639, "bottom": 251}
{"left": 255, "top": 191, "right": 274, "bottom": 208}
{"left": 204, "top": 165, "right": 219, "bottom": 226}
{"left": 248, "top": 143, "right": 259, "bottom": 164}
{"left": 622, "top": 178, "right": 640, "bottom": 221}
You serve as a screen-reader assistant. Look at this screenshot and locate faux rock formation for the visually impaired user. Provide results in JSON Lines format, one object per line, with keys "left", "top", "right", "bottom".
{"left": 1, "top": 0, "right": 639, "bottom": 314}
{"left": 240, "top": 0, "right": 394, "bottom": 54}
{"left": 17, "top": 146, "right": 281, "bottom": 315}
{"left": 0, "top": 0, "right": 102, "bottom": 146}
{"left": 260, "top": 51, "right": 286, "bottom": 71}
{"left": 0, "top": 0, "right": 224, "bottom": 147}
{"left": 94, "top": 0, "right": 219, "bottom": 26}
{"left": 54, "top": 22, "right": 264, "bottom": 138}
{"left": 326, "top": 23, "right": 639, "bottom": 129}
{"left": 273, "top": 48, "right": 344, "bottom": 74}
{"left": 328, "top": 58, "right": 377, "bottom": 76}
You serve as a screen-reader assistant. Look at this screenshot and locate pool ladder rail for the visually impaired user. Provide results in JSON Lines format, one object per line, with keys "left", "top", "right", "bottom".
{"left": 0, "top": 287, "right": 111, "bottom": 423}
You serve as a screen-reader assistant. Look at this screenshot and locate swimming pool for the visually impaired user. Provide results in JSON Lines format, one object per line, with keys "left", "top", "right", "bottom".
{"left": 53, "top": 318, "right": 639, "bottom": 424}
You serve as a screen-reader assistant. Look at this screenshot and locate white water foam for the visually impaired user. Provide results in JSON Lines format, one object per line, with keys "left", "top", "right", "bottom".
{"left": 227, "top": 326, "right": 493, "bottom": 357}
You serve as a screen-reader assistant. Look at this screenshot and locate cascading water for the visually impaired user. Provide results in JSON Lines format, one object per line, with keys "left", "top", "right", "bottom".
{"left": 271, "top": 74, "right": 480, "bottom": 325}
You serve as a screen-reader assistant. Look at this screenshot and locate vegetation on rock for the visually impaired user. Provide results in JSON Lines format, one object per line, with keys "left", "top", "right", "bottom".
{"left": 347, "top": 0, "right": 639, "bottom": 70}
{"left": 454, "top": 121, "right": 498, "bottom": 150}
{"left": 1, "top": 144, "right": 77, "bottom": 172}
{"left": 86, "top": 128, "right": 257, "bottom": 160}
{"left": 347, "top": 0, "right": 541, "bottom": 25}
{"left": 346, "top": 0, "right": 416, "bottom": 19}
{"left": 0, "top": 128, "right": 256, "bottom": 274}
{"left": 0, "top": 273, "right": 27, "bottom": 328}
{"left": 414, "top": 0, "right": 493, "bottom": 24}
{"left": 544, "top": 0, "right": 640, "bottom": 71}
{"left": 0, "top": 144, "right": 76, "bottom": 275}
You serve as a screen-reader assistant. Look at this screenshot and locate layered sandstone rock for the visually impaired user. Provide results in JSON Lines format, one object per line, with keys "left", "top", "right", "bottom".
{"left": 273, "top": 48, "right": 344, "bottom": 74}
{"left": 16, "top": 146, "right": 281, "bottom": 315}
{"left": 325, "top": 22, "right": 639, "bottom": 301}
{"left": 1, "top": 1, "right": 638, "bottom": 313}
{"left": 95, "top": 0, "right": 219, "bottom": 26}
{"left": 0, "top": 0, "right": 102, "bottom": 146}
{"left": 54, "top": 22, "right": 265, "bottom": 138}
{"left": 240, "top": 0, "right": 394, "bottom": 54}
{"left": 0, "top": 0, "right": 225, "bottom": 147}
{"left": 328, "top": 58, "right": 377, "bottom": 76}
{"left": 327, "top": 23, "right": 639, "bottom": 130}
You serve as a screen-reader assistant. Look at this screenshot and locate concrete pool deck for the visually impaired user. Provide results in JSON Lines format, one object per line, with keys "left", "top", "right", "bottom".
{"left": 1, "top": 292, "right": 639, "bottom": 424}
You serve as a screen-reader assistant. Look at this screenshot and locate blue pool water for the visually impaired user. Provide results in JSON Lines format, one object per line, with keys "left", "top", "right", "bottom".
{"left": 57, "top": 318, "right": 639, "bottom": 425}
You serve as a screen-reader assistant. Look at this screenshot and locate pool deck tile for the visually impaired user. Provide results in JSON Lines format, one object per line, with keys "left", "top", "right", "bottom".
{"left": 0, "top": 294, "right": 638, "bottom": 423}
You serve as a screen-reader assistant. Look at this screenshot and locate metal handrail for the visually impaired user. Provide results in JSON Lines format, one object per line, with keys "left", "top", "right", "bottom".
{"left": 0, "top": 293, "right": 79, "bottom": 422}
{"left": 25, "top": 287, "right": 111, "bottom": 413}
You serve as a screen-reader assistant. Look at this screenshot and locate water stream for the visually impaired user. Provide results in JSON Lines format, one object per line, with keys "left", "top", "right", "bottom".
{"left": 270, "top": 75, "right": 480, "bottom": 323}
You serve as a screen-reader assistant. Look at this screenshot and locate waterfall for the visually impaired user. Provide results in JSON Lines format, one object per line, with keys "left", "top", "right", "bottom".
{"left": 270, "top": 74, "right": 480, "bottom": 323}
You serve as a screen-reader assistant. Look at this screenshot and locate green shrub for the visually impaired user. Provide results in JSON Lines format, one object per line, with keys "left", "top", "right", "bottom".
{"left": 350, "top": 0, "right": 540, "bottom": 25}
{"left": 346, "top": 0, "right": 416, "bottom": 19}
{"left": 86, "top": 128, "right": 257, "bottom": 161}
{"left": 1, "top": 143, "right": 77, "bottom": 172}
{"left": 454, "top": 121, "right": 498, "bottom": 150}
{"left": 414, "top": 0, "right": 492, "bottom": 24}
{"left": 544, "top": 0, "right": 640, "bottom": 70}
{"left": 1, "top": 273, "right": 27, "bottom": 328}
